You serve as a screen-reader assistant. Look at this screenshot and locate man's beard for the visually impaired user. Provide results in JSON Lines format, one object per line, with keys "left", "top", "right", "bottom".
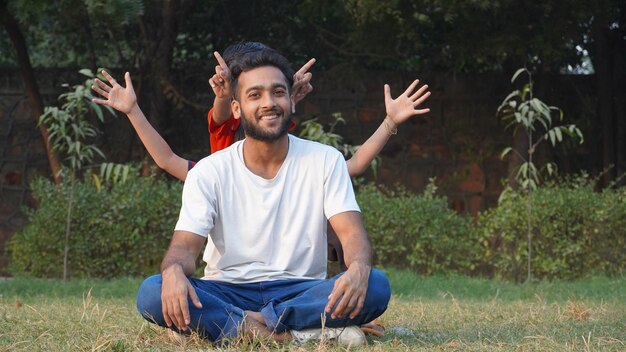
{"left": 240, "top": 108, "right": 292, "bottom": 142}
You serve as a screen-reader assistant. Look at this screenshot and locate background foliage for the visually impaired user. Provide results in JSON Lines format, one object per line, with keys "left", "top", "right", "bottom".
{"left": 357, "top": 182, "right": 479, "bottom": 275}
{"left": 8, "top": 174, "right": 626, "bottom": 280}
{"left": 8, "top": 175, "right": 181, "bottom": 278}
{"left": 476, "top": 175, "right": 626, "bottom": 281}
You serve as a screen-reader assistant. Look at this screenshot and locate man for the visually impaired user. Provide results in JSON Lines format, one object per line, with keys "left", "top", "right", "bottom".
{"left": 93, "top": 46, "right": 393, "bottom": 345}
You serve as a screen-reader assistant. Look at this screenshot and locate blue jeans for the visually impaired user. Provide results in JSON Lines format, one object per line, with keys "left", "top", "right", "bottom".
{"left": 136, "top": 269, "right": 391, "bottom": 341}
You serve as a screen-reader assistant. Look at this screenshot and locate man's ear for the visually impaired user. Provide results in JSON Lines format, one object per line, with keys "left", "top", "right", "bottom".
{"left": 232, "top": 99, "right": 241, "bottom": 120}
{"left": 290, "top": 95, "right": 296, "bottom": 114}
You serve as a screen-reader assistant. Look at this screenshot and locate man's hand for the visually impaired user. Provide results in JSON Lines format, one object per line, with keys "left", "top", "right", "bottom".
{"left": 325, "top": 261, "right": 371, "bottom": 320}
{"left": 208, "top": 51, "right": 232, "bottom": 100}
{"left": 161, "top": 264, "right": 203, "bottom": 331}
{"left": 384, "top": 79, "right": 431, "bottom": 128}
{"left": 91, "top": 71, "right": 138, "bottom": 115}
{"left": 291, "top": 58, "right": 315, "bottom": 105}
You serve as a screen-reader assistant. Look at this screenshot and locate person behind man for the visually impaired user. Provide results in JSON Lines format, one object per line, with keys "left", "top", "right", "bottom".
{"left": 142, "top": 46, "right": 389, "bottom": 345}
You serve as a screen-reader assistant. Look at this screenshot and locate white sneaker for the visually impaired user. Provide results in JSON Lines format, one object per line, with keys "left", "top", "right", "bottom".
{"left": 291, "top": 325, "right": 366, "bottom": 346}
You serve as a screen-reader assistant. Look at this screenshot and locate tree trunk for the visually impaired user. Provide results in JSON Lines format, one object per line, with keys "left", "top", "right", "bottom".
{"left": 1, "top": 2, "right": 62, "bottom": 183}
{"left": 594, "top": 8, "right": 617, "bottom": 187}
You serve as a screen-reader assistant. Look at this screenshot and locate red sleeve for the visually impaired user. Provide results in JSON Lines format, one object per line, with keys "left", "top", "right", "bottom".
{"left": 207, "top": 107, "right": 240, "bottom": 153}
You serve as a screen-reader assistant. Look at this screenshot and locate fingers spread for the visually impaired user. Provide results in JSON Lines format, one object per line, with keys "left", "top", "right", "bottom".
{"left": 124, "top": 72, "right": 134, "bottom": 90}
{"left": 409, "top": 84, "right": 429, "bottom": 101}
{"left": 94, "top": 78, "right": 111, "bottom": 92}
{"left": 384, "top": 84, "right": 392, "bottom": 103}
{"left": 414, "top": 91, "right": 431, "bottom": 106}
{"left": 101, "top": 70, "right": 117, "bottom": 85}
{"left": 403, "top": 79, "right": 420, "bottom": 96}
{"left": 91, "top": 84, "right": 109, "bottom": 99}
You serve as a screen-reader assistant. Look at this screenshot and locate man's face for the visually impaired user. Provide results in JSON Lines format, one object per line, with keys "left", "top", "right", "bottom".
{"left": 232, "top": 66, "right": 295, "bottom": 142}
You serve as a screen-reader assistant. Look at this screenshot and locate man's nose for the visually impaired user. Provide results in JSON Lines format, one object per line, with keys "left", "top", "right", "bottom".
{"left": 261, "top": 93, "right": 277, "bottom": 108}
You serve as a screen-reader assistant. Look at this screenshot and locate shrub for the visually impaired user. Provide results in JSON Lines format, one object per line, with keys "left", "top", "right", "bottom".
{"left": 357, "top": 182, "right": 479, "bottom": 275}
{"left": 476, "top": 176, "right": 626, "bottom": 281}
{"left": 8, "top": 175, "right": 182, "bottom": 278}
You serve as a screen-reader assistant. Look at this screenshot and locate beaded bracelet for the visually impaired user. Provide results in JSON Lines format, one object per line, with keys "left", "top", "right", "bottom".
{"left": 384, "top": 117, "right": 398, "bottom": 136}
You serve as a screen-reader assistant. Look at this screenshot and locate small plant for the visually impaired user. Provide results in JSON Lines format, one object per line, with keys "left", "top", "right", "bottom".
{"left": 497, "top": 67, "right": 583, "bottom": 282}
{"left": 38, "top": 69, "right": 115, "bottom": 281}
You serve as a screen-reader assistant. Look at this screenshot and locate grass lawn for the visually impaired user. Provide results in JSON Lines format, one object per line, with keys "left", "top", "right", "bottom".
{"left": 0, "top": 270, "right": 624, "bottom": 351}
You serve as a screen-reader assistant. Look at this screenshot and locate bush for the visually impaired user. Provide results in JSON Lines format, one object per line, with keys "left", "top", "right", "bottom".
{"left": 476, "top": 176, "right": 626, "bottom": 281}
{"left": 8, "top": 175, "right": 182, "bottom": 278}
{"left": 357, "top": 182, "right": 479, "bottom": 275}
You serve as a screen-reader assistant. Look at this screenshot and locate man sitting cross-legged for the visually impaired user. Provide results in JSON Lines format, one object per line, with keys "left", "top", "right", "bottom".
{"left": 95, "top": 46, "right": 391, "bottom": 346}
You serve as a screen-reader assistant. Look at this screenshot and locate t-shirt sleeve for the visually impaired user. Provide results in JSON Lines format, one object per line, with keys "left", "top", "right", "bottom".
{"left": 174, "top": 165, "right": 217, "bottom": 237}
{"left": 323, "top": 149, "right": 361, "bottom": 219}
{"left": 208, "top": 107, "right": 238, "bottom": 154}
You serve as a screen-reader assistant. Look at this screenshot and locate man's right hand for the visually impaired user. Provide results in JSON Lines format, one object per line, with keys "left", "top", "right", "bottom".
{"left": 161, "top": 264, "right": 203, "bottom": 331}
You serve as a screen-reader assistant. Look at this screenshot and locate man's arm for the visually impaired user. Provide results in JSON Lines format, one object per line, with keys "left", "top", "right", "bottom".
{"left": 160, "top": 230, "right": 206, "bottom": 331}
{"left": 91, "top": 71, "right": 189, "bottom": 181}
{"left": 346, "top": 79, "right": 431, "bottom": 176}
{"left": 325, "top": 211, "right": 372, "bottom": 320}
{"left": 208, "top": 51, "right": 233, "bottom": 125}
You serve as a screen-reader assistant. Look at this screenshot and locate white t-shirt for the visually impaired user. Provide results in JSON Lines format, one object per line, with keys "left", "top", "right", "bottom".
{"left": 175, "top": 134, "right": 360, "bottom": 283}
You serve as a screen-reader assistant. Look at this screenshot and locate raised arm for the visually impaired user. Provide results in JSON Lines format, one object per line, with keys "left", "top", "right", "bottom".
{"left": 208, "top": 51, "right": 233, "bottom": 125}
{"left": 91, "top": 71, "right": 189, "bottom": 181}
{"left": 346, "top": 79, "right": 431, "bottom": 176}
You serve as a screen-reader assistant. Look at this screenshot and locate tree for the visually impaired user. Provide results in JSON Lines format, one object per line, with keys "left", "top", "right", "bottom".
{"left": 0, "top": 0, "right": 62, "bottom": 182}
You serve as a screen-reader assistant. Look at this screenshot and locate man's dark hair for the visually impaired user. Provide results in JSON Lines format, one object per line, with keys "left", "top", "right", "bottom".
{"left": 228, "top": 46, "right": 295, "bottom": 99}
{"left": 222, "top": 42, "right": 269, "bottom": 66}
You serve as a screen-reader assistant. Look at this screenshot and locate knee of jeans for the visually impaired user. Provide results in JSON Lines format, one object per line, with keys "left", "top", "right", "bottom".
{"left": 136, "top": 274, "right": 163, "bottom": 320}
{"left": 368, "top": 269, "right": 392, "bottom": 307}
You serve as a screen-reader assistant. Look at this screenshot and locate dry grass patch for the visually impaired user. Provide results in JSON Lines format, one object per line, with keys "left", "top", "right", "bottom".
{"left": 1, "top": 275, "right": 624, "bottom": 351}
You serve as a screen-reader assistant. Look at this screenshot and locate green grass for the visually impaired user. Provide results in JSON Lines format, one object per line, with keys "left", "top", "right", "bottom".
{"left": 1, "top": 271, "right": 624, "bottom": 351}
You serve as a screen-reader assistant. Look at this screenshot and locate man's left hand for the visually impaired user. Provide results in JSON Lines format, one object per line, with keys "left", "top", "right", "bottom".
{"left": 325, "top": 261, "right": 371, "bottom": 319}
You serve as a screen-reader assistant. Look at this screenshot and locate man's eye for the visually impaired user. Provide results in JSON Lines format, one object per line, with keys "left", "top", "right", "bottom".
{"left": 274, "top": 90, "right": 286, "bottom": 96}
{"left": 249, "top": 93, "right": 260, "bottom": 98}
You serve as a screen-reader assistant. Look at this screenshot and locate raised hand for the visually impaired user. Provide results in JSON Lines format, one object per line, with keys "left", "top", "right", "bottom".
{"left": 384, "top": 79, "right": 431, "bottom": 127}
{"left": 91, "top": 71, "right": 137, "bottom": 115}
{"left": 292, "top": 58, "right": 316, "bottom": 104}
{"left": 208, "top": 51, "right": 232, "bottom": 99}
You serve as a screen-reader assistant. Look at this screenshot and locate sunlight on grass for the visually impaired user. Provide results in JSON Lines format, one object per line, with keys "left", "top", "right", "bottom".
{"left": 1, "top": 273, "right": 624, "bottom": 351}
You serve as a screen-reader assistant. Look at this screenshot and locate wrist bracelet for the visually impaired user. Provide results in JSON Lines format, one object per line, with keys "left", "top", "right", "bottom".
{"left": 384, "top": 117, "right": 398, "bottom": 136}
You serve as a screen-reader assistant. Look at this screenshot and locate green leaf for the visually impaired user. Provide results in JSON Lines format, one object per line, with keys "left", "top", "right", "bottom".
{"left": 548, "top": 130, "right": 556, "bottom": 146}
{"left": 555, "top": 127, "right": 563, "bottom": 142}
{"left": 511, "top": 68, "right": 526, "bottom": 83}
{"left": 500, "top": 147, "right": 513, "bottom": 159}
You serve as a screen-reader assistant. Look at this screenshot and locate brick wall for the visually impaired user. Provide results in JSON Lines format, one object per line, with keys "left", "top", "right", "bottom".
{"left": 0, "top": 68, "right": 599, "bottom": 274}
